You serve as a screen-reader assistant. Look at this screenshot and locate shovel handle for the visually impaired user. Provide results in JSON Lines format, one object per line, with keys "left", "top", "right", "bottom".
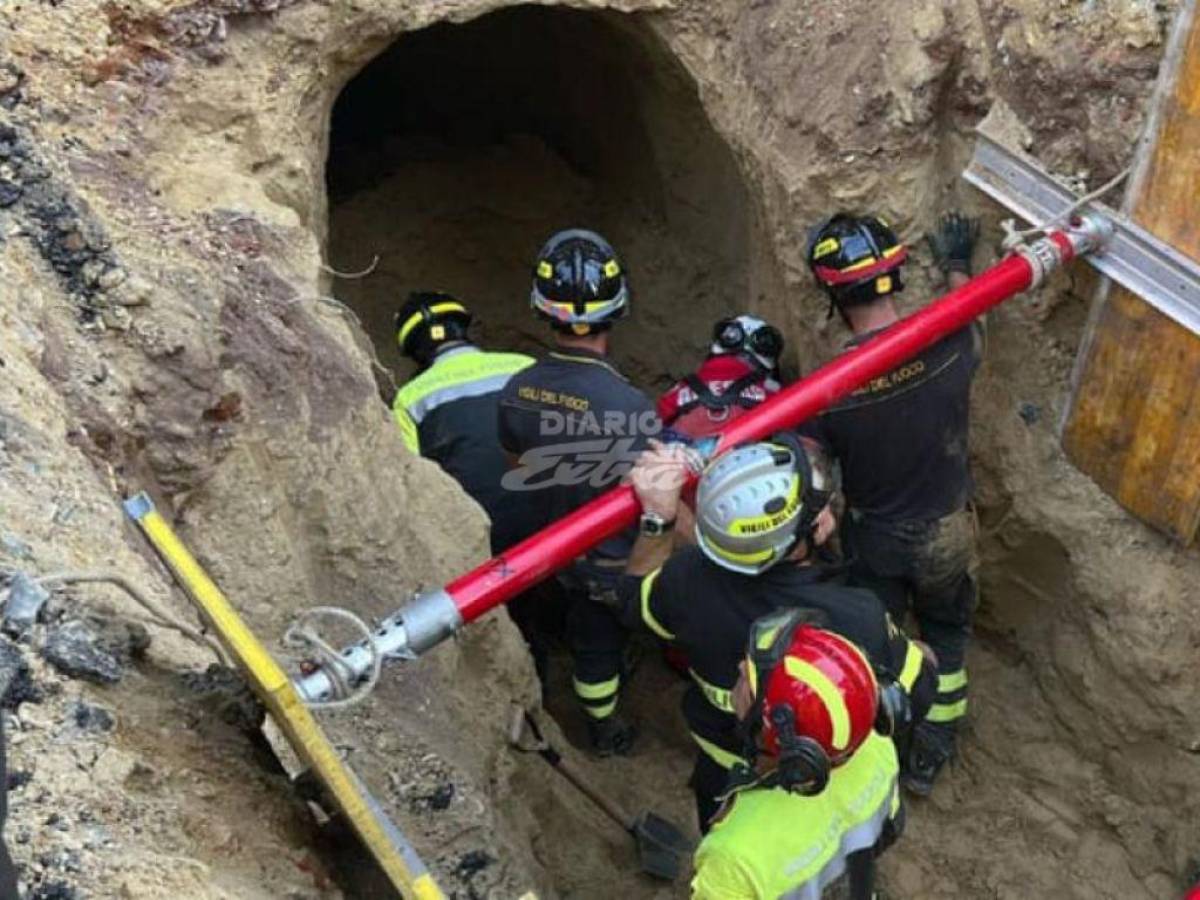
{"left": 551, "top": 757, "right": 637, "bottom": 832}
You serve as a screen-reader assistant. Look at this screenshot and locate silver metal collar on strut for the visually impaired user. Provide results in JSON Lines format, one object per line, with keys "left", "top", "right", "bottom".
{"left": 965, "top": 131, "right": 1200, "bottom": 336}
{"left": 293, "top": 588, "right": 462, "bottom": 705}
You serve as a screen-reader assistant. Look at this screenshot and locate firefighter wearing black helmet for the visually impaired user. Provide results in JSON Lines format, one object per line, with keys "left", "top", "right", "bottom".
{"left": 802, "top": 211, "right": 983, "bottom": 796}
{"left": 497, "top": 228, "right": 661, "bottom": 756}
{"left": 392, "top": 291, "right": 534, "bottom": 552}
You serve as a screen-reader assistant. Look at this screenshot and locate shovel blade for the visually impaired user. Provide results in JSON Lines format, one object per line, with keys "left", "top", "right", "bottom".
{"left": 631, "top": 811, "right": 694, "bottom": 881}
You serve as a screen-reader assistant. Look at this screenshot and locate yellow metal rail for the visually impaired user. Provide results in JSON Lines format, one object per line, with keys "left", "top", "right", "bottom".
{"left": 124, "top": 492, "right": 444, "bottom": 900}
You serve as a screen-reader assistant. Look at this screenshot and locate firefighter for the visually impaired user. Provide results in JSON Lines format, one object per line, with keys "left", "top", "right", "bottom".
{"left": 391, "top": 291, "right": 535, "bottom": 553}
{"left": 657, "top": 314, "right": 784, "bottom": 439}
{"left": 617, "top": 438, "right": 935, "bottom": 829}
{"left": 803, "top": 211, "right": 982, "bottom": 795}
{"left": 691, "top": 611, "right": 901, "bottom": 900}
{"left": 497, "top": 228, "right": 661, "bottom": 756}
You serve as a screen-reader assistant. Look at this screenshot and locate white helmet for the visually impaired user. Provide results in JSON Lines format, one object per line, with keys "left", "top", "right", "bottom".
{"left": 710, "top": 314, "right": 784, "bottom": 371}
{"left": 695, "top": 436, "right": 833, "bottom": 575}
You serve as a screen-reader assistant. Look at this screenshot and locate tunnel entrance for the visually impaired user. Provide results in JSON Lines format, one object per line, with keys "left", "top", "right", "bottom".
{"left": 325, "top": 5, "right": 757, "bottom": 389}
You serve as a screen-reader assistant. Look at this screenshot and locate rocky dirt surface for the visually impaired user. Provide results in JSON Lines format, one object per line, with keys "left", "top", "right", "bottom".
{"left": 2, "top": 0, "right": 1198, "bottom": 898}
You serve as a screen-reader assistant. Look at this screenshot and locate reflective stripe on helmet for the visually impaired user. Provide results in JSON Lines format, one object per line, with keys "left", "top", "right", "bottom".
{"left": 783, "top": 655, "right": 852, "bottom": 751}
{"left": 812, "top": 245, "right": 908, "bottom": 286}
{"left": 696, "top": 534, "right": 777, "bottom": 571}
{"left": 531, "top": 293, "right": 628, "bottom": 324}
{"left": 729, "top": 473, "right": 800, "bottom": 536}
{"left": 396, "top": 301, "right": 470, "bottom": 347}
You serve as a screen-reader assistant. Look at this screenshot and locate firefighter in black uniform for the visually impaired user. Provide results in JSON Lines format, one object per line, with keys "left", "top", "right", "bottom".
{"left": 392, "top": 292, "right": 535, "bottom": 553}
{"left": 498, "top": 229, "right": 660, "bottom": 756}
{"left": 803, "top": 211, "right": 982, "bottom": 795}
{"left": 614, "top": 437, "right": 937, "bottom": 831}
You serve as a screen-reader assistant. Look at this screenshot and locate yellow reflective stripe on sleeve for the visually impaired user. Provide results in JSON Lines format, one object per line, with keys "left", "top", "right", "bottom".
{"left": 927, "top": 698, "right": 968, "bottom": 723}
{"left": 784, "top": 656, "right": 851, "bottom": 751}
{"left": 689, "top": 669, "right": 734, "bottom": 713}
{"left": 640, "top": 569, "right": 674, "bottom": 640}
{"left": 573, "top": 675, "right": 619, "bottom": 700}
{"left": 396, "top": 350, "right": 534, "bottom": 424}
{"left": 898, "top": 642, "right": 924, "bottom": 692}
{"left": 392, "top": 403, "right": 420, "bottom": 454}
{"left": 938, "top": 669, "right": 967, "bottom": 692}
{"left": 691, "top": 732, "right": 745, "bottom": 770}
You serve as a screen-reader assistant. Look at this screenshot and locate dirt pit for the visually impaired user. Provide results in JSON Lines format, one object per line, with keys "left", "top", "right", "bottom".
{"left": 2, "top": 0, "right": 1199, "bottom": 898}
{"left": 320, "top": 6, "right": 1199, "bottom": 900}
{"left": 326, "top": 5, "right": 765, "bottom": 391}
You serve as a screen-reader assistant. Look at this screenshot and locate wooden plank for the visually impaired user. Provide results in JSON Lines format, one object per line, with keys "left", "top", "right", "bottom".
{"left": 1062, "top": 1, "right": 1200, "bottom": 544}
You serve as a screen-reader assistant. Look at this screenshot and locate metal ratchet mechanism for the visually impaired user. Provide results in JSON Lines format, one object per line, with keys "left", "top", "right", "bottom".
{"left": 295, "top": 588, "right": 461, "bottom": 704}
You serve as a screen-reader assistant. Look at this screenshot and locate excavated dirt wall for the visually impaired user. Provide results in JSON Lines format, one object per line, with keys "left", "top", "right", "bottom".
{"left": 2, "top": 1, "right": 1198, "bottom": 898}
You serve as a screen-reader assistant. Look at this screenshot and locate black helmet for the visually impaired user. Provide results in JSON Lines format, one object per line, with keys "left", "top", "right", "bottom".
{"left": 531, "top": 228, "right": 629, "bottom": 335}
{"left": 395, "top": 291, "right": 472, "bottom": 365}
{"left": 807, "top": 214, "right": 907, "bottom": 310}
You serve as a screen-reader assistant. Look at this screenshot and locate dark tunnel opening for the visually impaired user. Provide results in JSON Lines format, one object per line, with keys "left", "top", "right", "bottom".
{"left": 325, "top": 5, "right": 759, "bottom": 389}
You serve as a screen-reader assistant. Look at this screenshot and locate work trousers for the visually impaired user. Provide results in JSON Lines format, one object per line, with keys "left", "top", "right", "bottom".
{"left": 561, "top": 568, "right": 629, "bottom": 723}
{"left": 844, "top": 507, "right": 978, "bottom": 732}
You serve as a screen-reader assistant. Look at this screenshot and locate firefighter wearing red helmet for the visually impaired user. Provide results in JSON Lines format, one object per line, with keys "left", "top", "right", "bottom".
{"left": 802, "top": 211, "right": 983, "bottom": 795}
{"left": 690, "top": 610, "right": 903, "bottom": 900}
{"left": 614, "top": 439, "right": 936, "bottom": 833}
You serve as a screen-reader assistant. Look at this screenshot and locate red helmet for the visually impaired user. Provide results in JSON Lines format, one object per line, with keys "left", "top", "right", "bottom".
{"left": 751, "top": 621, "right": 879, "bottom": 766}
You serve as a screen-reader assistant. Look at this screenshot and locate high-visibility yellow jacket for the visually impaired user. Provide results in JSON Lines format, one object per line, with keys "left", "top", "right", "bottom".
{"left": 691, "top": 730, "right": 900, "bottom": 900}
{"left": 392, "top": 345, "right": 533, "bottom": 544}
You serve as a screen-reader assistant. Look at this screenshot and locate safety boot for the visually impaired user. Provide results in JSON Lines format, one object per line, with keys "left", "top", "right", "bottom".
{"left": 902, "top": 721, "right": 955, "bottom": 796}
{"left": 588, "top": 714, "right": 638, "bottom": 757}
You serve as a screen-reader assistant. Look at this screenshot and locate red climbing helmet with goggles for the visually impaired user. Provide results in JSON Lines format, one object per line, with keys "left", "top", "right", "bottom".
{"left": 531, "top": 228, "right": 629, "bottom": 335}
{"left": 807, "top": 214, "right": 908, "bottom": 311}
{"left": 711, "top": 314, "right": 784, "bottom": 371}
{"left": 732, "top": 609, "right": 884, "bottom": 796}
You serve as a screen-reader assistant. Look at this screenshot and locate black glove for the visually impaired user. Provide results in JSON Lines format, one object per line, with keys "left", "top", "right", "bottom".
{"left": 926, "top": 212, "right": 981, "bottom": 276}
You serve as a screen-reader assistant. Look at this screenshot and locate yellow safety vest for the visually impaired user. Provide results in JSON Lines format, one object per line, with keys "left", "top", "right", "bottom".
{"left": 691, "top": 731, "right": 900, "bottom": 900}
{"left": 391, "top": 347, "right": 533, "bottom": 454}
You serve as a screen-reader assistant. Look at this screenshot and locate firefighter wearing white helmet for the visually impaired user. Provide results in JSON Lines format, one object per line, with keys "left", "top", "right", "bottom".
{"left": 613, "top": 438, "right": 938, "bottom": 830}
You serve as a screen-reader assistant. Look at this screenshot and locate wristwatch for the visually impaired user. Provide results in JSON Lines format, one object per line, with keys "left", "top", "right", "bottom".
{"left": 639, "top": 511, "right": 676, "bottom": 537}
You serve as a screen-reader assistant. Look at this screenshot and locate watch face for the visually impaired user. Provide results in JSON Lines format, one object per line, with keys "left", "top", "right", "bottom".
{"left": 640, "top": 512, "right": 671, "bottom": 536}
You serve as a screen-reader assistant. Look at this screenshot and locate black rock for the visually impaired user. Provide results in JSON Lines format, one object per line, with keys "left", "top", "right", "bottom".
{"left": 31, "top": 881, "right": 81, "bottom": 900}
{"left": 6, "top": 770, "right": 31, "bottom": 791}
{"left": 41, "top": 622, "right": 122, "bottom": 685}
{"left": 70, "top": 701, "right": 114, "bottom": 732}
{"left": 0, "top": 178, "right": 21, "bottom": 207}
{"left": 0, "top": 635, "right": 39, "bottom": 709}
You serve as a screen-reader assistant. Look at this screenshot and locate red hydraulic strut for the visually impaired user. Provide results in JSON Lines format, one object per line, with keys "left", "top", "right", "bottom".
{"left": 295, "top": 221, "right": 1106, "bottom": 703}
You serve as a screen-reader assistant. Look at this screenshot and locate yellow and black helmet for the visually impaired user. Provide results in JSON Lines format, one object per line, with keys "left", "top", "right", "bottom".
{"left": 395, "top": 291, "right": 472, "bottom": 365}
{"left": 531, "top": 228, "right": 629, "bottom": 335}
{"left": 807, "top": 214, "right": 907, "bottom": 310}
{"left": 694, "top": 435, "right": 834, "bottom": 575}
